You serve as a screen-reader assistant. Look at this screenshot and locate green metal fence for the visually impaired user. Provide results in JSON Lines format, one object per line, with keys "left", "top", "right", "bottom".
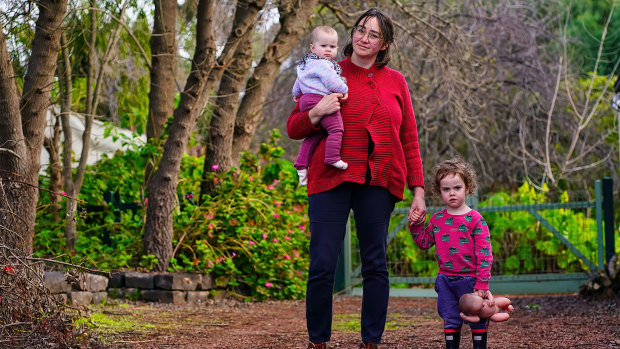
{"left": 339, "top": 179, "right": 616, "bottom": 297}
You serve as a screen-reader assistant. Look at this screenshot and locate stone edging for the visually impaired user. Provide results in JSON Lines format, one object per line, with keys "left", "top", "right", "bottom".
{"left": 43, "top": 271, "right": 219, "bottom": 305}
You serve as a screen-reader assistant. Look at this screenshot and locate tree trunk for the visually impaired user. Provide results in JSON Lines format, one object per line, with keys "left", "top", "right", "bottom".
{"left": 57, "top": 31, "right": 77, "bottom": 250}
{"left": 144, "top": 0, "right": 177, "bottom": 186}
{"left": 144, "top": 0, "right": 216, "bottom": 272}
{"left": 231, "top": 0, "right": 318, "bottom": 163}
{"left": 198, "top": 0, "right": 266, "bottom": 116}
{"left": 43, "top": 110, "right": 63, "bottom": 222}
{"left": 200, "top": 29, "right": 253, "bottom": 199}
{"left": 0, "top": 0, "right": 68, "bottom": 255}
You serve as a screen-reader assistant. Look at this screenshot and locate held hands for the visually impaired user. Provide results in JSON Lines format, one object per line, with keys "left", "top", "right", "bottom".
{"left": 308, "top": 93, "right": 344, "bottom": 126}
{"left": 293, "top": 95, "right": 299, "bottom": 103}
{"left": 408, "top": 186, "right": 427, "bottom": 225}
{"left": 408, "top": 208, "right": 424, "bottom": 225}
{"left": 340, "top": 93, "right": 349, "bottom": 101}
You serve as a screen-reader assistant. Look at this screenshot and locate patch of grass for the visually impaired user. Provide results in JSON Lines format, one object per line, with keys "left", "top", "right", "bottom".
{"left": 333, "top": 313, "right": 418, "bottom": 332}
{"left": 333, "top": 314, "right": 360, "bottom": 332}
{"left": 77, "top": 312, "right": 155, "bottom": 334}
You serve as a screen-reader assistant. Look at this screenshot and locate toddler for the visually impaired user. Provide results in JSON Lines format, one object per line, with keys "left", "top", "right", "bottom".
{"left": 409, "top": 157, "right": 494, "bottom": 349}
{"left": 292, "top": 25, "right": 348, "bottom": 185}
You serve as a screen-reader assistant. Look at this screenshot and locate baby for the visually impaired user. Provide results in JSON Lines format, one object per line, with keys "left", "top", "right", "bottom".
{"left": 459, "top": 293, "right": 514, "bottom": 322}
{"left": 292, "top": 25, "right": 349, "bottom": 185}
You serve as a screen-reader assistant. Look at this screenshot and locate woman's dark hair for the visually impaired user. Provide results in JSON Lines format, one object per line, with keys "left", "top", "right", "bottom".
{"left": 342, "top": 8, "right": 395, "bottom": 69}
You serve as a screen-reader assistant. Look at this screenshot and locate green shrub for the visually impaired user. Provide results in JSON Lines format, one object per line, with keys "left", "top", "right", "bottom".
{"left": 34, "top": 130, "right": 310, "bottom": 301}
{"left": 482, "top": 182, "right": 599, "bottom": 274}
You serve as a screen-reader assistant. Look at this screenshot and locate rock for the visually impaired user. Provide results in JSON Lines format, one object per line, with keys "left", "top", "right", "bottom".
{"left": 187, "top": 291, "right": 210, "bottom": 303}
{"left": 44, "top": 272, "right": 72, "bottom": 294}
{"left": 108, "top": 272, "right": 125, "bottom": 288}
{"left": 124, "top": 272, "right": 154, "bottom": 289}
{"left": 140, "top": 290, "right": 186, "bottom": 304}
{"left": 155, "top": 273, "right": 201, "bottom": 291}
{"left": 68, "top": 291, "right": 93, "bottom": 305}
{"left": 92, "top": 292, "right": 108, "bottom": 304}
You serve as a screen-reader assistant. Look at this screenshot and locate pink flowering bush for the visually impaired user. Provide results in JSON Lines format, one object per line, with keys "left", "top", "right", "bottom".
{"left": 171, "top": 130, "right": 310, "bottom": 300}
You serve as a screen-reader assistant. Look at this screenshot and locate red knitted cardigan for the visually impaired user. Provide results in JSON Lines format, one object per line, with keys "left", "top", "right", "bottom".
{"left": 286, "top": 56, "right": 424, "bottom": 200}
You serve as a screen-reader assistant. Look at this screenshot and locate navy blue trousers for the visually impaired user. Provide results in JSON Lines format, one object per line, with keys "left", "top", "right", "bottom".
{"left": 306, "top": 182, "right": 396, "bottom": 344}
{"left": 435, "top": 274, "right": 488, "bottom": 330}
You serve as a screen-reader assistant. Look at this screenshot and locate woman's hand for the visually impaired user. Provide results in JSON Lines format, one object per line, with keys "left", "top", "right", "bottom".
{"left": 308, "top": 93, "right": 344, "bottom": 126}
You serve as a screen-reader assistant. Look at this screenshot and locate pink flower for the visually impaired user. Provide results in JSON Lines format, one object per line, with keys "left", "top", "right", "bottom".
{"left": 285, "top": 236, "right": 290, "bottom": 240}
{"left": 298, "top": 225, "right": 305, "bottom": 231}
{"left": 265, "top": 282, "right": 273, "bottom": 287}
{"left": 61, "top": 192, "right": 67, "bottom": 196}
{"left": 288, "top": 230, "right": 292, "bottom": 234}
{"left": 273, "top": 238, "right": 278, "bottom": 242}
{"left": 250, "top": 176, "right": 254, "bottom": 181}
{"left": 211, "top": 164, "right": 219, "bottom": 170}
{"left": 283, "top": 255, "right": 291, "bottom": 260}
{"left": 262, "top": 233, "right": 267, "bottom": 239}
{"left": 249, "top": 241, "right": 255, "bottom": 245}
{"left": 273, "top": 213, "right": 279, "bottom": 218}
{"left": 274, "top": 201, "right": 281, "bottom": 207}
{"left": 286, "top": 210, "right": 291, "bottom": 214}
{"left": 266, "top": 185, "right": 274, "bottom": 190}
{"left": 232, "top": 252, "right": 237, "bottom": 257}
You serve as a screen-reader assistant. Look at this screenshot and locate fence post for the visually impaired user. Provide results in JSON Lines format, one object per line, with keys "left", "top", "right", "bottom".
{"left": 103, "top": 190, "right": 122, "bottom": 223}
{"left": 334, "top": 211, "right": 352, "bottom": 293}
{"left": 595, "top": 180, "right": 604, "bottom": 270}
{"left": 603, "top": 177, "right": 616, "bottom": 264}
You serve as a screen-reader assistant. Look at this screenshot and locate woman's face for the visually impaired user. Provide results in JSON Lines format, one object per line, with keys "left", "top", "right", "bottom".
{"left": 352, "top": 16, "right": 387, "bottom": 61}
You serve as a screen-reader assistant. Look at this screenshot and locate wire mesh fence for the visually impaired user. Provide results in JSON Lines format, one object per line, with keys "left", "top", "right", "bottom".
{"left": 347, "top": 187, "right": 606, "bottom": 286}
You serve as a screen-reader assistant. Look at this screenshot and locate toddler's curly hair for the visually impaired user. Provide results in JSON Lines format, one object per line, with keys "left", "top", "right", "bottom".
{"left": 431, "top": 157, "right": 478, "bottom": 197}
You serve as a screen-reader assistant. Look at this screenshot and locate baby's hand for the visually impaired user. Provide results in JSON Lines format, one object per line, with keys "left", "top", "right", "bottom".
{"left": 293, "top": 96, "right": 299, "bottom": 103}
{"left": 340, "top": 93, "right": 349, "bottom": 101}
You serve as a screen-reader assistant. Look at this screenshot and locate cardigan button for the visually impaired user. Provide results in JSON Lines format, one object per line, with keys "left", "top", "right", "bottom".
{"left": 368, "top": 72, "right": 373, "bottom": 78}
{"left": 370, "top": 82, "right": 376, "bottom": 88}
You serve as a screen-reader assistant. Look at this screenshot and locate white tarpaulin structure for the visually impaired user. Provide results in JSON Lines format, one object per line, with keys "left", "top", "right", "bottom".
{"left": 41, "top": 106, "right": 146, "bottom": 175}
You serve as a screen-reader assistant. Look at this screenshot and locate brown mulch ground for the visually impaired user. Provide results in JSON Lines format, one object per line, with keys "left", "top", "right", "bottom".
{"left": 96, "top": 294, "right": 620, "bottom": 349}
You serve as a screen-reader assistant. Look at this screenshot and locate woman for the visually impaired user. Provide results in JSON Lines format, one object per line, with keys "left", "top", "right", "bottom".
{"left": 287, "top": 8, "right": 426, "bottom": 349}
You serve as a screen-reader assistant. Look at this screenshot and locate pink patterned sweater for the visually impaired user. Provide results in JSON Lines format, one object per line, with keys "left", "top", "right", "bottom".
{"left": 410, "top": 209, "right": 493, "bottom": 289}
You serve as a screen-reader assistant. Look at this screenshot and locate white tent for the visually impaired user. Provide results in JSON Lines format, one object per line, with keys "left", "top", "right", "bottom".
{"left": 40, "top": 106, "right": 146, "bottom": 175}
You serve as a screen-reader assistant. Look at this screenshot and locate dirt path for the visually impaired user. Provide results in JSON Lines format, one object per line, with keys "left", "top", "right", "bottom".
{"left": 95, "top": 294, "right": 619, "bottom": 348}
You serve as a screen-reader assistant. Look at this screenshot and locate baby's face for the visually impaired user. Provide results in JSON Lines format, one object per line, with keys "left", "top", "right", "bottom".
{"left": 311, "top": 31, "right": 339, "bottom": 60}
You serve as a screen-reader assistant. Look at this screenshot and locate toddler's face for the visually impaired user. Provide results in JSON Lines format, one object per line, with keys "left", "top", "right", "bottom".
{"left": 311, "top": 31, "right": 339, "bottom": 60}
{"left": 439, "top": 174, "right": 467, "bottom": 211}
